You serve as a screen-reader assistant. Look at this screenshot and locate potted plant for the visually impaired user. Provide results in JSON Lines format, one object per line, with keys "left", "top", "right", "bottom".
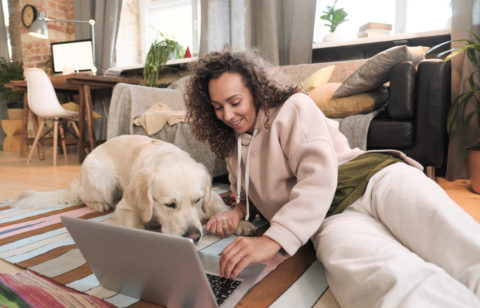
{"left": 320, "top": 0, "right": 348, "bottom": 42}
{"left": 143, "top": 32, "right": 185, "bottom": 87}
{"left": 445, "top": 32, "right": 480, "bottom": 193}
{"left": 0, "top": 57, "right": 24, "bottom": 151}
{"left": 0, "top": 57, "right": 24, "bottom": 109}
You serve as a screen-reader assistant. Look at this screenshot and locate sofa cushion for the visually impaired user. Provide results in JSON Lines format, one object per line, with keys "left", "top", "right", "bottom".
{"left": 308, "top": 83, "right": 388, "bottom": 118}
{"left": 301, "top": 65, "right": 335, "bottom": 92}
{"left": 367, "top": 120, "right": 414, "bottom": 149}
{"left": 388, "top": 62, "right": 416, "bottom": 120}
{"left": 334, "top": 45, "right": 429, "bottom": 97}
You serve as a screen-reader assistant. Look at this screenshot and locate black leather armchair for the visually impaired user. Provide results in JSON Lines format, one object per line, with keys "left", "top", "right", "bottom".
{"left": 367, "top": 59, "right": 451, "bottom": 178}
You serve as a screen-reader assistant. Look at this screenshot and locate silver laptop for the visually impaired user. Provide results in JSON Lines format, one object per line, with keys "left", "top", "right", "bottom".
{"left": 61, "top": 216, "right": 265, "bottom": 308}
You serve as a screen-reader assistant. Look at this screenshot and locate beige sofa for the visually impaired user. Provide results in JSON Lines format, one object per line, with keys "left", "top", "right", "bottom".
{"left": 107, "top": 59, "right": 367, "bottom": 177}
{"left": 107, "top": 47, "right": 451, "bottom": 179}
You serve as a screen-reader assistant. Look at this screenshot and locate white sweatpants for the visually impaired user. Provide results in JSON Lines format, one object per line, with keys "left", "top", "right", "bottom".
{"left": 312, "top": 162, "right": 480, "bottom": 308}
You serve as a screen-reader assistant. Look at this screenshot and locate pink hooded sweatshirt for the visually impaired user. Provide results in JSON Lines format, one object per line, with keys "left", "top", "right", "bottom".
{"left": 226, "top": 93, "right": 421, "bottom": 256}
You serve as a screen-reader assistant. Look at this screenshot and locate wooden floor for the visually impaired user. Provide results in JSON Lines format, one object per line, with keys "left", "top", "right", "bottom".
{"left": 1, "top": 150, "right": 479, "bottom": 223}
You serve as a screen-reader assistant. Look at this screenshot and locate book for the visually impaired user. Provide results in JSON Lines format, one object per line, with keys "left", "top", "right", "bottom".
{"left": 359, "top": 22, "right": 392, "bottom": 32}
{"left": 357, "top": 29, "right": 391, "bottom": 38}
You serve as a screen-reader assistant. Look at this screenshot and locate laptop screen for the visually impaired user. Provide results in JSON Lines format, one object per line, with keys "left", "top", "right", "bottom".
{"left": 51, "top": 39, "right": 94, "bottom": 74}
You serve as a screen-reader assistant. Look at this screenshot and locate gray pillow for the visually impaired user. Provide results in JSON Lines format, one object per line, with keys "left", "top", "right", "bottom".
{"left": 334, "top": 45, "right": 429, "bottom": 98}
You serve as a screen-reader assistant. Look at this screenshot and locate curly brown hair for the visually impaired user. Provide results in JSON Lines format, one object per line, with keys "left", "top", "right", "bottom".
{"left": 186, "top": 50, "right": 300, "bottom": 160}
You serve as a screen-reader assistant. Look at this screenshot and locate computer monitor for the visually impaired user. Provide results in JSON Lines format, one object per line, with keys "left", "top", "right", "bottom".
{"left": 51, "top": 39, "right": 94, "bottom": 74}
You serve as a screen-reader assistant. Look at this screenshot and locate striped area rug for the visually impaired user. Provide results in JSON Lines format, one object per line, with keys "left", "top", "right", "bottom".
{"left": 0, "top": 191, "right": 329, "bottom": 308}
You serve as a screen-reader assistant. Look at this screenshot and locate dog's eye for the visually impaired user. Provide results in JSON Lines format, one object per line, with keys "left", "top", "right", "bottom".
{"left": 194, "top": 198, "right": 201, "bottom": 204}
{"left": 165, "top": 202, "right": 176, "bottom": 209}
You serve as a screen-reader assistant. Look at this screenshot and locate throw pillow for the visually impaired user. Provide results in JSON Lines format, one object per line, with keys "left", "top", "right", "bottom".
{"left": 308, "top": 83, "right": 388, "bottom": 118}
{"left": 334, "top": 45, "right": 429, "bottom": 97}
{"left": 62, "top": 102, "right": 102, "bottom": 119}
{"left": 302, "top": 65, "right": 335, "bottom": 92}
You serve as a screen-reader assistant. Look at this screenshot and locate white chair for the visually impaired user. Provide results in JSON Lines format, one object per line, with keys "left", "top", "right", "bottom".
{"left": 24, "top": 68, "right": 80, "bottom": 166}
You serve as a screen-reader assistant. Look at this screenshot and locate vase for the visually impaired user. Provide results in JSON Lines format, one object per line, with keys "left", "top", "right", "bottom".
{"left": 323, "top": 32, "right": 342, "bottom": 42}
{"left": 468, "top": 138, "right": 480, "bottom": 194}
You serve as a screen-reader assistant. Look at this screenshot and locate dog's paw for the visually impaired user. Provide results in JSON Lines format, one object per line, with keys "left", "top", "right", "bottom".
{"left": 86, "top": 202, "right": 112, "bottom": 213}
{"left": 234, "top": 221, "right": 257, "bottom": 236}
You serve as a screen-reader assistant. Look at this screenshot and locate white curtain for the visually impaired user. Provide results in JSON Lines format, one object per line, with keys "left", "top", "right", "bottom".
{"left": 0, "top": 2, "right": 9, "bottom": 149}
{"left": 73, "top": 0, "right": 123, "bottom": 140}
{"left": 73, "top": 0, "right": 122, "bottom": 75}
{"left": 199, "top": 0, "right": 317, "bottom": 66}
{"left": 0, "top": 2, "right": 8, "bottom": 61}
{"left": 446, "top": 0, "right": 480, "bottom": 180}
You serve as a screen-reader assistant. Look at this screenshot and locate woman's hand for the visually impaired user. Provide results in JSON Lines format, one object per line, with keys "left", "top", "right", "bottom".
{"left": 206, "top": 206, "right": 244, "bottom": 238}
{"left": 220, "top": 236, "right": 281, "bottom": 278}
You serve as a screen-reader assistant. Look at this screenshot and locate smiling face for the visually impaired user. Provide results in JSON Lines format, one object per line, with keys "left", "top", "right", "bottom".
{"left": 208, "top": 72, "right": 258, "bottom": 134}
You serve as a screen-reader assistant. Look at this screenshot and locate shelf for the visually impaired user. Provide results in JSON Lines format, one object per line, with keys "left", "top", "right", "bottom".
{"left": 312, "top": 30, "right": 451, "bottom": 63}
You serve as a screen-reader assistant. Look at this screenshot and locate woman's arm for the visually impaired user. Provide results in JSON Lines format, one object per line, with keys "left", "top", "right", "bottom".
{"left": 263, "top": 95, "right": 340, "bottom": 256}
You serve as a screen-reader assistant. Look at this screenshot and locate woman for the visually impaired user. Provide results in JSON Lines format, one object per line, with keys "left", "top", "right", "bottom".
{"left": 186, "top": 50, "right": 480, "bottom": 307}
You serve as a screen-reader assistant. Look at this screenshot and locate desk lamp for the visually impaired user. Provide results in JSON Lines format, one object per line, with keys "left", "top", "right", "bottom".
{"left": 29, "top": 11, "right": 97, "bottom": 75}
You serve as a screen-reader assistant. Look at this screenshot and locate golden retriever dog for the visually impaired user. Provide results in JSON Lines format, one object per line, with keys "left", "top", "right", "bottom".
{"left": 13, "top": 135, "right": 255, "bottom": 242}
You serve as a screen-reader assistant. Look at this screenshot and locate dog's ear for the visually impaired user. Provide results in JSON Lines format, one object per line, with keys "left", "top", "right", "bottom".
{"left": 123, "top": 169, "right": 154, "bottom": 223}
{"left": 201, "top": 169, "right": 230, "bottom": 219}
{"left": 202, "top": 177, "right": 212, "bottom": 214}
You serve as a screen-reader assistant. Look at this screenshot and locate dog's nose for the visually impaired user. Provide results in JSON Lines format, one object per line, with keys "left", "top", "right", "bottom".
{"left": 183, "top": 227, "right": 201, "bottom": 243}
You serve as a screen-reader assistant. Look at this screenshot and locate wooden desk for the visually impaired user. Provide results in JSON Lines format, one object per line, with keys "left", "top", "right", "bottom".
{"left": 5, "top": 74, "right": 135, "bottom": 162}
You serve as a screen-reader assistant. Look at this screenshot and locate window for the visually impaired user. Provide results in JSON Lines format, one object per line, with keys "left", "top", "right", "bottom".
{"left": 313, "top": 0, "right": 451, "bottom": 43}
{"left": 140, "top": 0, "right": 200, "bottom": 61}
{"left": 1, "top": 0, "right": 12, "bottom": 59}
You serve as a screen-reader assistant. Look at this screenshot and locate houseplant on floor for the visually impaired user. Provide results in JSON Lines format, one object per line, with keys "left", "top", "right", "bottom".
{"left": 445, "top": 32, "right": 480, "bottom": 193}
{"left": 320, "top": 0, "right": 348, "bottom": 42}
{"left": 143, "top": 33, "right": 185, "bottom": 87}
{"left": 0, "top": 57, "right": 24, "bottom": 151}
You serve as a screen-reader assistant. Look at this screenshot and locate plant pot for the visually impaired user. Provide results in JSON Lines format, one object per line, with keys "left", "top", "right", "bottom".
{"left": 323, "top": 32, "right": 342, "bottom": 42}
{"left": 468, "top": 138, "right": 480, "bottom": 194}
{"left": 7, "top": 108, "right": 23, "bottom": 120}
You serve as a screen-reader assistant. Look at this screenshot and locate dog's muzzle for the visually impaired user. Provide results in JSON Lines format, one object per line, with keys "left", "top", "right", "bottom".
{"left": 183, "top": 227, "right": 201, "bottom": 243}
{"left": 144, "top": 221, "right": 162, "bottom": 232}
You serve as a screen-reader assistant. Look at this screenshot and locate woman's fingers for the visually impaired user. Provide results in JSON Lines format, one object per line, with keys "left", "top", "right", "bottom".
{"left": 231, "top": 255, "right": 250, "bottom": 278}
{"left": 220, "top": 243, "right": 244, "bottom": 278}
{"left": 222, "top": 218, "right": 229, "bottom": 236}
{"left": 206, "top": 212, "right": 240, "bottom": 238}
{"left": 220, "top": 236, "right": 282, "bottom": 278}
{"left": 220, "top": 237, "right": 250, "bottom": 278}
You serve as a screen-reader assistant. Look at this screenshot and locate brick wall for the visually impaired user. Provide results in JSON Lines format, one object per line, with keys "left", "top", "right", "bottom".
{"left": 8, "top": 0, "right": 75, "bottom": 71}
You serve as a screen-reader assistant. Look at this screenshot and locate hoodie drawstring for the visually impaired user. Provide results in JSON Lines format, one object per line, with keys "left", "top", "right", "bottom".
{"left": 236, "top": 128, "right": 258, "bottom": 221}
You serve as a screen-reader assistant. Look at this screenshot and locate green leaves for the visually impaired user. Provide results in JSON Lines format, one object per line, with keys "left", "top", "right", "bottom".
{"left": 143, "top": 32, "right": 185, "bottom": 87}
{"left": 0, "top": 57, "right": 24, "bottom": 105}
{"left": 445, "top": 31, "right": 480, "bottom": 161}
{"left": 320, "top": 0, "right": 348, "bottom": 33}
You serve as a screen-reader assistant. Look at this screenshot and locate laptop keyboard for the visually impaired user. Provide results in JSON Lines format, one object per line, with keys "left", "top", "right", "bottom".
{"left": 206, "top": 273, "right": 242, "bottom": 306}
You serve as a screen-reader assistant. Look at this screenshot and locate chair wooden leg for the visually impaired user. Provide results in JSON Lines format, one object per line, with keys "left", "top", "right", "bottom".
{"left": 27, "top": 119, "right": 45, "bottom": 165}
{"left": 71, "top": 121, "right": 80, "bottom": 137}
{"left": 30, "top": 112, "right": 45, "bottom": 160}
{"left": 53, "top": 118, "right": 58, "bottom": 166}
{"left": 59, "top": 120, "right": 68, "bottom": 162}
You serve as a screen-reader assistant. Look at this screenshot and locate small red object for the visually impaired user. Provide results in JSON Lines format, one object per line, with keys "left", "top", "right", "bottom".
{"left": 184, "top": 46, "right": 192, "bottom": 58}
